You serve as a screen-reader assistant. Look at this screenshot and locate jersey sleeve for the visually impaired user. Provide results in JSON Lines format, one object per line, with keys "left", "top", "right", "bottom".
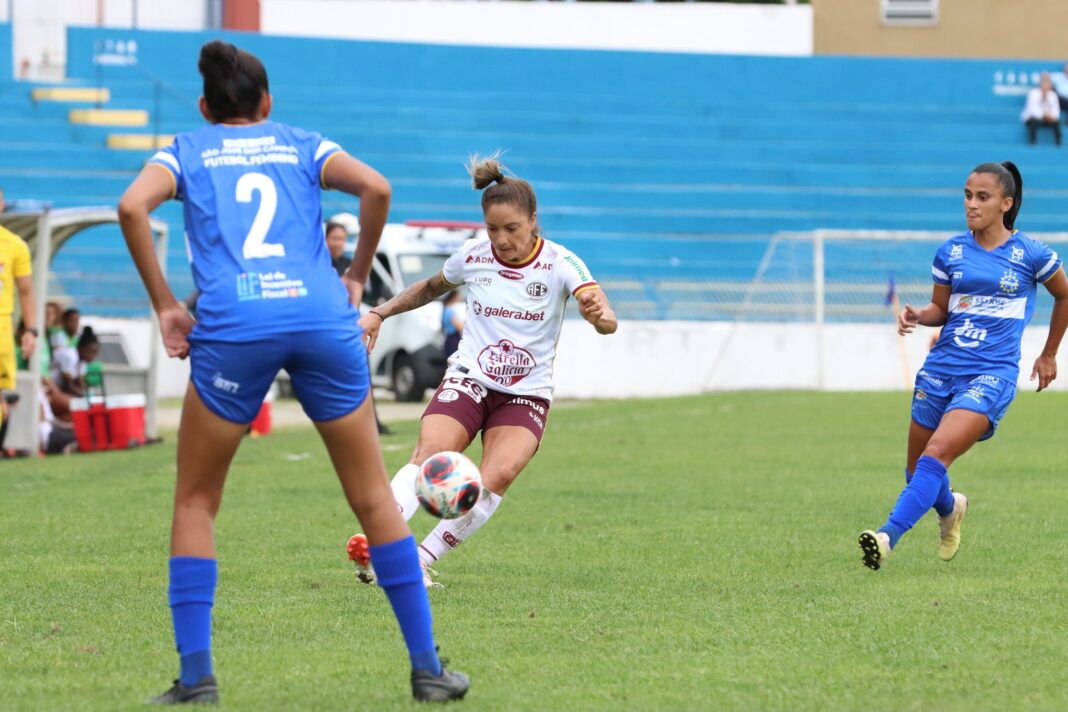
{"left": 11, "top": 237, "right": 31, "bottom": 278}
{"left": 313, "top": 135, "right": 345, "bottom": 188}
{"left": 560, "top": 249, "right": 599, "bottom": 296}
{"left": 1031, "top": 239, "right": 1063, "bottom": 284}
{"left": 148, "top": 141, "right": 183, "bottom": 199}
{"left": 931, "top": 244, "right": 952, "bottom": 286}
{"left": 441, "top": 244, "right": 468, "bottom": 287}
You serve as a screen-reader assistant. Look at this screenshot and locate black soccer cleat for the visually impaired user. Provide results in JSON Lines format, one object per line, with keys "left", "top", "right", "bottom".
{"left": 411, "top": 664, "right": 469, "bottom": 702}
{"left": 148, "top": 676, "right": 219, "bottom": 705}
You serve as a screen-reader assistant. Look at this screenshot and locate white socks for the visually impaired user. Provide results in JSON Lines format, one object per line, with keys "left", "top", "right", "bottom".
{"left": 390, "top": 463, "right": 422, "bottom": 520}
{"left": 418, "top": 489, "right": 502, "bottom": 567}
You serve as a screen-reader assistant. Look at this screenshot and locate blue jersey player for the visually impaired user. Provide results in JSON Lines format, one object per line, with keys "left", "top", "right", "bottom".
{"left": 117, "top": 41, "right": 468, "bottom": 703}
{"left": 859, "top": 161, "right": 1068, "bottom": 571}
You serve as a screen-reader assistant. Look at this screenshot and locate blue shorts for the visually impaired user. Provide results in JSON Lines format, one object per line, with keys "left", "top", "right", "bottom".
{"left": 189, "top": 328, "right": 370, "bottom": 424}
{"left": 911, "top": 370, "right": 1016, "bottom": 441}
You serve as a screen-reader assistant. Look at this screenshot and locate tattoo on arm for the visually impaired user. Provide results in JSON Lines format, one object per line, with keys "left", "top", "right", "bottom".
{"left": 379, "top": 273, "right": 453, "bottom": 319}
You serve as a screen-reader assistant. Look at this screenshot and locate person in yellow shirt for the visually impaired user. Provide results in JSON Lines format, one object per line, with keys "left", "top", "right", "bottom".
{"left": 0, "top": 187, "right": 38, "bottom": 451}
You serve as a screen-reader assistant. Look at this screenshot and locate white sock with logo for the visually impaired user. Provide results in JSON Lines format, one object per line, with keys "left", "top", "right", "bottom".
{"left": 390, "top": 463, "right": 422, "bottom": 521}
{"left": 418, "top": 490, "right": 503, "bottom": 567}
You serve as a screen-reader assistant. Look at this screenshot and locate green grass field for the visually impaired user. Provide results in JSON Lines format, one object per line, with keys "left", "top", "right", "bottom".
{"left": 1, "top": 392, "right": 1066, "bottom": 711}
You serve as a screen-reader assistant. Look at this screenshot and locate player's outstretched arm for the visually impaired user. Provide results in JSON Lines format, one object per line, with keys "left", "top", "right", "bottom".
{"left": 898, "top": 284, "right": 950, "bottom": 336}
{"left": 578, "top": 288, "right": 618, "bottom": 335}
{"left": 357, "top": 271, "right": 455, "bottom": 352}
{"left": 323, "top": 153, "right": 391, "bottom": 307}
{"left": 118, "top": 165, "right": 193, "bottom": 358}
{"left": 1031, "top": 268, "right": 1068, "bottom": 391}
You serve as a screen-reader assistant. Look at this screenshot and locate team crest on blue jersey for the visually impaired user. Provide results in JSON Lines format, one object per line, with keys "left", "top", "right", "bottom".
{"left": 1010, "top": 246, "right": 1026, "bottom": 264}
{"left": 998, "top": 269, "right": 1020, "bottom": 294}
{"left": 949, "top": 244, "right": 964, "bottom": 260}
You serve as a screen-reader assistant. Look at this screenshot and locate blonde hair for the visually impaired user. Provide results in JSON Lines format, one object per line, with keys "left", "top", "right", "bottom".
{"left": 467, "top": 152, "right": 538, "bottom": 224}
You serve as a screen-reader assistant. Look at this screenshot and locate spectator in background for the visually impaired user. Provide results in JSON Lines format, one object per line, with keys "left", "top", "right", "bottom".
{"left": 1049, "top": 62, "right": 1068, "bottom": 122}
{"left": 53, "top": 325, "right": 100, "bottom": 397}
{"left": 441, "top": 290, "right": 465, "bottom": 357}
{"left": 0, "top": 186, "right": 38, "bottom": 456}
{"left": 1021, "top": 73, "right": 1061, "bottom": 146}
{"left": 326, "top": 221, "right": 351, "bottom": 276}
{"left": 50, "top": 306, "right": 80, "bottom": 353}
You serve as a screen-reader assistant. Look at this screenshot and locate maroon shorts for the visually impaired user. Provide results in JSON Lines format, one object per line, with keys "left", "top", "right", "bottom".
{"left": 423, "top": 377, "right": 550, "bottom": 442}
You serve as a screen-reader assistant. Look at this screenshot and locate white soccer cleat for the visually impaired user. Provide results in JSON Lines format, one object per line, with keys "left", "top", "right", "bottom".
{"left": 859, "top": 530, "right": 892, "bottom": 571}
{"left": 423, "top": 563, "right": 443, "bottom": 590}
{"left": 938, "top": 492, "right": 969, "bottom": 562}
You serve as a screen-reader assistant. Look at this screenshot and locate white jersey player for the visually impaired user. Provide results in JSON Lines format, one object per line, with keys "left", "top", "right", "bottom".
{"left": 350, "top": 155, "right": 618, "bottom": 586}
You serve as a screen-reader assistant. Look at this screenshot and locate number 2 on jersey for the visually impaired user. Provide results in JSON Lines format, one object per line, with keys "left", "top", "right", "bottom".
{"left": 236, "top": 172, "right": 285, "bottom": 259}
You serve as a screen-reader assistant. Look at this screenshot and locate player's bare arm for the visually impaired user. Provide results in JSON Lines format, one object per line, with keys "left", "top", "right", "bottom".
{"left": 119, "top": 164, "right": 195, "bottom": 358}
{"left": 1031, "top": 267, "right": 1068, "bottom": 391}
{"left": 324, "top": 153, "right": 392, "bottom": 307}
{"left": 578, "top": 288, "right": 618, "bottom": 335}
{"left": 358, "top": 270, "right": 454, "bottom": 351}
{"left": 898, "top": 284, "right": 950, "bottom": 335}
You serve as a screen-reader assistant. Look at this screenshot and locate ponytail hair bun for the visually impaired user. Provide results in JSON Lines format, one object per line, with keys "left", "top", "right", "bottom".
{"left": 198, "top": 40, "right": 269, "bottom": 123}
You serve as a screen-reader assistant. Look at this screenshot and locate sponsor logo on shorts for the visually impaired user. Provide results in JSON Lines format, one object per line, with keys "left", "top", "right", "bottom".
{"left": 970, "top": 375, "right": 1000, "bottom": 387}
{"left": 437, "top": 388, "right": 460, "bottom": 403}
{"left": 918, "top": 370, "right": 944, "bottom": 387}
{"left": 529, "top": 412, "right": 544, "bottom": 429}
{"left": 465, "top": 254, "right": 493, "bottom": 264}
{"left": 442, "top": 532, "right": 462, "bottom": 547}
{"left": 952, "top": 318, "right": 987, "bottom": 348}
{"left": 442, "top": 376, "right": 488, "bottom": 404}
{"left": 471, "top": 301, "right": 545, "bottom": 321}
{"left": 963, "top": 386, "right": 986, "bottom": 403}
{"left": 478, "top": 339, "right": 535, "bottom": 387}
{"left": 532, "top": 260, "right": 553, "bottom": 271}
{"left": 915, "top": 389, "right": 927, "bottom": 401}
{"left": 498, "top": 269, "right": 524, "bottom": 281}
{"left": 212, "top": 372, "right": 240, "bottom": 394}
{"left": 526, "top": 282, "right": 549, "bottom": 299}
{"left": 510, "top": 397, "right": 547, "bottom": 415}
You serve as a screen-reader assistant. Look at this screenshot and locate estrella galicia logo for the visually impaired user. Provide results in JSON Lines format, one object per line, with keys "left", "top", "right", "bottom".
{"left": 999, "top": 269, "right": 1020, "bottom": 295}
{"left": 526, "top": 282, "right": 548, "bottom": 299}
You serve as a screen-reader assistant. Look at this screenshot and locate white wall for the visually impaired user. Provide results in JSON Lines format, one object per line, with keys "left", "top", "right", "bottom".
{"left": 10, "top": 0, "right": 205, "bottom": 79}
{"left": 552, "top": 320, "right": 1067, "bottom": 398}
{"left": 261, "top": 0, "right": 813, "bottom": 57}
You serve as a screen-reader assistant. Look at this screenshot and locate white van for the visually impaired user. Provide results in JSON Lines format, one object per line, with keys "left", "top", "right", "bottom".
{"left": 343, "top": 219, "right": 484, "bottom": 401}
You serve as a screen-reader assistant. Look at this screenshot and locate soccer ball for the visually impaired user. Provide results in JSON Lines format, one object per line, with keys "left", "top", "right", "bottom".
{"left": 416, "top": 451, "right": 482, "bottom": 519}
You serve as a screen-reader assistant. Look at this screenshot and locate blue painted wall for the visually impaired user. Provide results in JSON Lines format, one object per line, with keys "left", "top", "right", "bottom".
{"left": 0, "top": 23, "right": 11, "bottom": 82}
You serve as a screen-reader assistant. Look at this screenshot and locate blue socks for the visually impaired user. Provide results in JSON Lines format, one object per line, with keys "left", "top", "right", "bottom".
{"left": 370, "top": 536, "right": 442, "bottom": 675}
{"left": 880, "top": 456, "right": 954, "bottom": 548}
{"left": 169, "top": 556, "right": 218, "bottom": 686}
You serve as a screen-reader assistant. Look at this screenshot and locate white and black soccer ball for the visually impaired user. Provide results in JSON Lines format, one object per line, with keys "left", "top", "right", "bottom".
{"left": 416, "top": 451, "right": 482, "bottom": 519}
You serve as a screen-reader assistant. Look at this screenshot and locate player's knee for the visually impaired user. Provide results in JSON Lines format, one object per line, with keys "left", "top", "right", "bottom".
{"left": 481, "top": 464, "right": 521, "bottom": 495}
{"left": 920, "top": 441, "right": 953, "bottom": 466}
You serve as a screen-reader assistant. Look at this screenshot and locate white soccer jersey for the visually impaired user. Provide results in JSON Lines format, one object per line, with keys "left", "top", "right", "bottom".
{"left": 441, "top": 236, "right": 599, "bottom": 401}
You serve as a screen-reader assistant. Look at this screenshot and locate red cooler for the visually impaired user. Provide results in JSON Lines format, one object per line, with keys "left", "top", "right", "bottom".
{"left": 70, "top": 397, "right": 110, "bottom": 452}
{"left": 105, "top": 394, "right": 146, "bottom": 449}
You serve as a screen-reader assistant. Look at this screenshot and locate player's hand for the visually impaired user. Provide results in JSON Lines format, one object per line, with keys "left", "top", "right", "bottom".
{"left": 578, "top": 289, "right": 605, "bottom": 323}
{"left": 1030, "top": 354, "right": 1058, "bottom": 392}
{"left": 342, "top": 273, "right": 364, "bottom": 308}
{"left": 19, "top": 331, "right": 36, "bottom": 360}
{"left": 158, "top": 302, "right": 194, "bottom": 359}
{"left": 898, "top": 304, "right": 921, "bottom": 336}
{"left": 358, "top": 311, "right": 383, "bottom": 352}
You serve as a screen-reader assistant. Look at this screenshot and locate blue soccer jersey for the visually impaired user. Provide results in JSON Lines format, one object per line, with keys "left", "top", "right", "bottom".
{"left": 148, "top": 121, "right": 355, "bottom": 341}
{"left": 922, "top": 231, "right": 1062, "bottom": 381}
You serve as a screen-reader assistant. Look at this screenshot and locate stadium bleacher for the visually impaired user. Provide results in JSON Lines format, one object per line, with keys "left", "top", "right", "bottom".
{"left": 0, "top": 25, "right": 1063, "bottom": 320}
